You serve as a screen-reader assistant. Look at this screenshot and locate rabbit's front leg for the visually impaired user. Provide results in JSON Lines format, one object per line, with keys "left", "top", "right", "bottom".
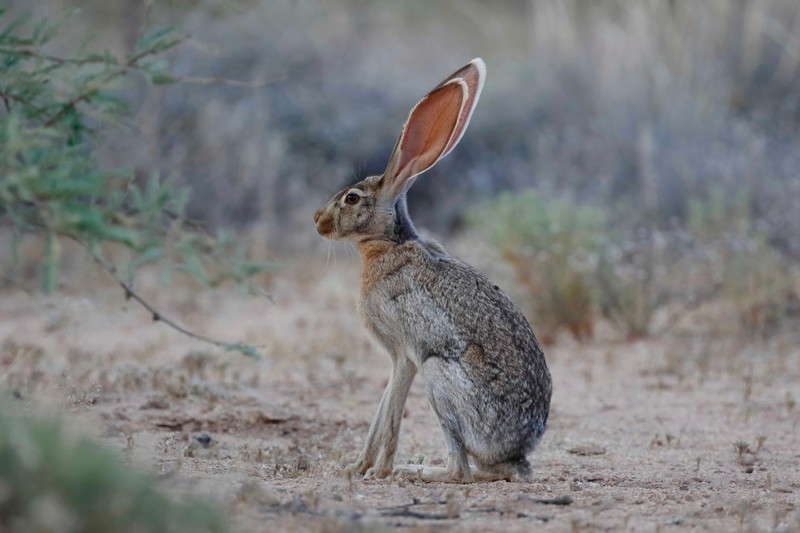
{"left": 346, "top": 375, "right": 391, "bottom": 476}
{"left": 347, "top": 355, "right": 416, "bottom": 478}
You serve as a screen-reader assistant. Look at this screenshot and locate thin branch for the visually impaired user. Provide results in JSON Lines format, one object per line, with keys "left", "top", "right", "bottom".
{"left": 139, "top": 1, "right": 154, "bottom": 50}
{"left": 0, "top": 47, "right": 108, "bottom": 65}
{"left": 178, "top": 75, "right": 280, "bottom": 88}
{"left": 0, "top": 90, "right": 38, "bottom": 113}
{"left": 81, "top": 242, "right": 261, "bottom": 358}
{"left": 249, "top": 286, "right": 275, "bottom": 304}
{"left": 43, "top": 35, "right": 188, "bottom": 127}
{"left": 42, "top": 72, "right": 120, "bottom": 127}
{"left": 0, "top": 45, "right": 278, "bottom": 123}
{"left": 519, "top": 495, "right": 574, "bottom": 506}
{"left": 378, "top": 501, "right": 452, "bottom": 520}
{"left": 0, "top": 47, "right": 281, "bottom": 89}
{"left": 380, "top": 509, "right": 451, "bottom": 520}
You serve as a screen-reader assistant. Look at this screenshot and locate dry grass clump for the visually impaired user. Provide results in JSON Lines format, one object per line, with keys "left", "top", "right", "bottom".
{"left": 469, "top": 190, "right": 602, "bottom": 343}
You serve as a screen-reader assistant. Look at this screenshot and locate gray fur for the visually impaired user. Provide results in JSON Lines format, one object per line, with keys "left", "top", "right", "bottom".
{"left": 313, "top": 58, "right": 551, "bottom": 483}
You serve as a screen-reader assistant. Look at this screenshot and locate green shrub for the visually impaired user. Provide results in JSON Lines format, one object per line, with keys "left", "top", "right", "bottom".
{"left": 0, "top": 8, "right": 269, "bottom": 294}
{"left": 0, "top": 401, "right": 226, "bottom": 533}
{"left": 0, "top": 9, "right": 270, "bottom": 355}
{"left": 471, "top": 189, "right": 795, "bottom": 341}
{"left": 0, "top": 8, "right": 184, "bottom": 292}
{"left": 687, "top": 186, "right": 798, "bottom": 337}
{"left": 469, "top": 190, "right": 603, "bottom": 343}
{"left": 721, "top": 237, "right": 797, "bottom": 338}
{"left": 688, "top": 186, "right": 752, "bottom": 239}
{"left": 595, "top": 233, "right": 665, "bottom": 340}
{"left": 471, "top": 190, "right": 678, "bottom": 341}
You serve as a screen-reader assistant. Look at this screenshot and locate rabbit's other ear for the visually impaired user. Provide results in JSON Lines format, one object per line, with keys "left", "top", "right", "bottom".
{"left": 383, "top": 58, "right": 485, "bottom": 200}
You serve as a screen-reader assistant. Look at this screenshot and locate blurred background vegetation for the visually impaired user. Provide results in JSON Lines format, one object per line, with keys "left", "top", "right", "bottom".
{"left": 2, "top": 0, "right": 799, "bottom": 335}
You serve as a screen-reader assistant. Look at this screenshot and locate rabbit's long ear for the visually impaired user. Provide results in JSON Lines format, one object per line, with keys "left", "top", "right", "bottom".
{"left": 382, "top": 58, "right": 485, "bottom": 200}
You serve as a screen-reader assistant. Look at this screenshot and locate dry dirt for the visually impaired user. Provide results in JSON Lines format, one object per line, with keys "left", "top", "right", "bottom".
{"left": 1, "top": 255, "right": 799, "bottom": 532}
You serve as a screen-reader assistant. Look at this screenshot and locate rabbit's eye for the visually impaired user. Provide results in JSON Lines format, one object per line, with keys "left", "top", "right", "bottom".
{"left": 344, "top": 192, "right": 361, "bottom": 205}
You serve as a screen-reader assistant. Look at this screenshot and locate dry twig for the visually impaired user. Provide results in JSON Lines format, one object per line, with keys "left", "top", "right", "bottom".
{"left": 82, "top": 242, "right": 261, "bottom": 358}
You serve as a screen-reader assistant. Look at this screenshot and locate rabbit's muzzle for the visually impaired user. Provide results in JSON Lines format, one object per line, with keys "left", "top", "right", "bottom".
{"left": 314, "top": 206, "right": 335, "bottom": 237}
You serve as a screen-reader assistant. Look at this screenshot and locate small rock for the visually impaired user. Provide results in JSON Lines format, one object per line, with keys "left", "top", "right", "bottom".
{"left": 184, "top": 434, "right": 224, "bottom": 458}
{"left": 233, "top": 480, "right": 281, "bottom": 507}
{"left": 567, "top": 443, "right": 607, "bottom": 456}
{"left": 194, "top": 433, "right": 212, "bottom": 447}
{"left": 141, "top": 397, "right": 169, "bottom": 410}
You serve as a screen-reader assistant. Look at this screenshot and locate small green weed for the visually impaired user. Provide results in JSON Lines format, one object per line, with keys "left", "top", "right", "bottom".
{"left": 0, "top": 401, "right": 226, "bottom": 533}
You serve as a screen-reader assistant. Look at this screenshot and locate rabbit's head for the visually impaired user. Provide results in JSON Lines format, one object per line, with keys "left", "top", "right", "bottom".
{"left": 314, "top": 58, "right": 485, "bottom": 243}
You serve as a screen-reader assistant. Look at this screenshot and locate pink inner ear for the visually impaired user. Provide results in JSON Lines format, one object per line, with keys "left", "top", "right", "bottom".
{"left": 394, "top": 82, "right": 465, "bottom": 181}
{"left": 382, "top": 59, "right": 485, "bottom": 199}
{"left": 441, "top": 62, "right": 483, "bottom": 157}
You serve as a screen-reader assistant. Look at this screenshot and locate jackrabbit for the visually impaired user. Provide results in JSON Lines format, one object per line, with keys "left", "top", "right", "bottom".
{"left": 314, "top": 58, "right": 552, "bottom": 483}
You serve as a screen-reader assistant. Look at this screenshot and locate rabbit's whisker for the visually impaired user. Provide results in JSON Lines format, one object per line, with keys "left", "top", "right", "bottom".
{"left": 325, "top": 240, "right": 332, "bottom": 268}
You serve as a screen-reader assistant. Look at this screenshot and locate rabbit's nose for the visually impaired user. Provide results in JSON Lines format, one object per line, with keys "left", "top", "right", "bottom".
{"left": 314, "top": 209, "right": 322, "bottom": 224}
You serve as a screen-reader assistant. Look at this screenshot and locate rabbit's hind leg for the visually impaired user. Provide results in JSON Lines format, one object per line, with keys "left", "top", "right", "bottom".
{"left": 439, "top": 421, "right": 474, "bottom": 482}
{"left": 393, "top": 464, "right": 470, "bottom": 483}
{"left": 393, "top": 440, "right": 473, "bottom": 483}
{"left": 393, "top": 457, "right": 528, "bottom": 483}
{"left": 393, "top": 446, "right": 474, "bottom": 483}
{"left": 394, "top": 396, "right": 475, "bottom": 482}
{"left": 473, "top": 456, "right": 532, "bottom": 483}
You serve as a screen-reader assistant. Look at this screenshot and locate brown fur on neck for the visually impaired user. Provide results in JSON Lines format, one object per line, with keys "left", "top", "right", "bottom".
{"left": 357, "top": 239, "right": 417, "bottom": 296}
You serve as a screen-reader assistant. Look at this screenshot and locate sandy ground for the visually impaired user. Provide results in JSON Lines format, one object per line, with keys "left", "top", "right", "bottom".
{"left": 1, "top": 255, "right": 799, "bottom": 532}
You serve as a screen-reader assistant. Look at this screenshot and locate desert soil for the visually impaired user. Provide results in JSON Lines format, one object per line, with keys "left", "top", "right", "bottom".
{"left": 0, "top": 255, "right": 798, "bottom": 532}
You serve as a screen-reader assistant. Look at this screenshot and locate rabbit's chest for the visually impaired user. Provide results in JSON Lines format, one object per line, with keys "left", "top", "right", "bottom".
{"left": 358, "top": 280, "right": 417, "bottom": 347}
{"left": 358, "top": 274, "right": 461, "bottom": 366}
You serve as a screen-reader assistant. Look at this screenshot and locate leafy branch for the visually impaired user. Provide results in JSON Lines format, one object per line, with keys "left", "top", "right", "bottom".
{"left": 0, "top": 8, "right": 272, "bottom": 357}
{"left": 84, "top": 243, "right": 261, "bottom": 358}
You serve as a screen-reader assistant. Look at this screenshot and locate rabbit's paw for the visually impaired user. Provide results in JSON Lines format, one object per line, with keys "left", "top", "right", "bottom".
{"left": 394, "top": 464, "right": 475, "bottom": 483}
{"left": 344, "top": 457, "right": 372, "bottom": 477}
{"left": 364, "top": 463, "right": 394, "bottom": 479}
{"left": 393, "top": 464, "right": 426, "bottom": 480}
